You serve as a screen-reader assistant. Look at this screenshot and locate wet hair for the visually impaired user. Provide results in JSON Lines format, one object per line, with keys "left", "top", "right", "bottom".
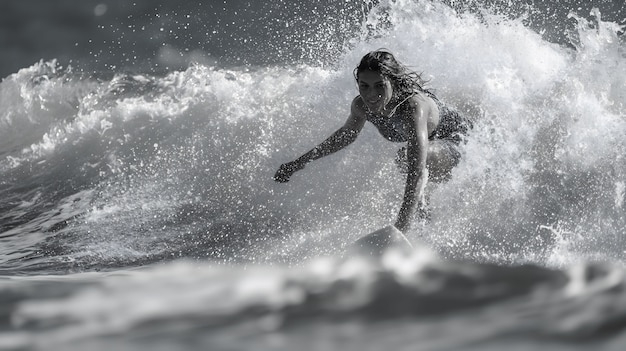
{"left": 353, "top": 50, "right": 428, "bottom": 96}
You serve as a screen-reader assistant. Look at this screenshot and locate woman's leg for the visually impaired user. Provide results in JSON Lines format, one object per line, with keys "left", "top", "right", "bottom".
{"left": 395, "top": 140, "right": 460, "bottom": 182}
{"left": 426, "top": 139, "right": 461, "bottom": 182}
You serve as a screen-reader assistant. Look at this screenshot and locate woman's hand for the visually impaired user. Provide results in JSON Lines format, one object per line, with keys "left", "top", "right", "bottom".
{"left": 273, "top": 160, "right": 306, "bottom": 183}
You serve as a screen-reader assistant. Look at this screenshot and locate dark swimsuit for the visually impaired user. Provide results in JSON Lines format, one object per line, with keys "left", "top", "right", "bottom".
{"left": 427, "top": 93, "right": 472, "bottom": 144}
{"left": 364, "top": 91, "right": 471, "bottom": 144}
{"left": 363, "top": 91, "right": 472, "bottom": 174}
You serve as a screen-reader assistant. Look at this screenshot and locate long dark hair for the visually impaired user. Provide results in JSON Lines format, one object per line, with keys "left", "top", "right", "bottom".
{"left": 353, "top": 50, "right": 428, "bottom": 97}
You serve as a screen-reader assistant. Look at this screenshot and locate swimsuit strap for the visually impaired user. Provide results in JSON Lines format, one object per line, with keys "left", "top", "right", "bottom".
{"left": 361, "top": 93, "right": 415, "bottom": 119}
{"left": 360, "top": 93, "right": 418, "bottom": 143}
{"left": 386, "top": 93, "right": 415, "bottom": 119}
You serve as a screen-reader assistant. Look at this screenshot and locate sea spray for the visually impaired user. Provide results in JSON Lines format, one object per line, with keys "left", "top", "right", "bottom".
{"left": 0, "top": 0, "right": 624, "bottom": 271}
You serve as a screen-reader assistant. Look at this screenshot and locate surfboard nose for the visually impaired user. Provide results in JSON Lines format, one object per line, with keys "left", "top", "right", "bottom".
{"left": 348, "top": 225, "right": 413, "bottom": 257}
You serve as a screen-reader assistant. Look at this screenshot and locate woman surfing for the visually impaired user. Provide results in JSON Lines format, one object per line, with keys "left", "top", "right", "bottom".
{"left": 274, "top": 50, "right": 471, "bottom": 234}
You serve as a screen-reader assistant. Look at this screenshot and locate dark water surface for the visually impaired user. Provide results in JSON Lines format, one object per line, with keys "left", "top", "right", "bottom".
{"left": 1, "top": 0, "right": 624, "bottom": 78}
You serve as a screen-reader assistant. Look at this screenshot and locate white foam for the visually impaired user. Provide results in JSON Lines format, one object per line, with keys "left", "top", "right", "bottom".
{"left": 0, "top": 0, "right": 625, "bottom": 267}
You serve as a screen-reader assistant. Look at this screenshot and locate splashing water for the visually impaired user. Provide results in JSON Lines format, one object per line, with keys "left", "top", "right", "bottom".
{"left": 1, "top": 0, "right": 625, "bottom": 273}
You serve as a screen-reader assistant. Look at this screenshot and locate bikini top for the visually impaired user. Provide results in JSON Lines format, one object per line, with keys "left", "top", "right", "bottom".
{"left": 363, "top": 93, "right": 416, "bottom": 143}
{"left": 364, "top": 91, "right": 466, "bottom": 143}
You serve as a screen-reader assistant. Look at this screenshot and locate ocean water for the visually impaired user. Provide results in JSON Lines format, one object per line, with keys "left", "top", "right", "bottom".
{"left": 1, "top": 0, "right": 625, "bottom": 349}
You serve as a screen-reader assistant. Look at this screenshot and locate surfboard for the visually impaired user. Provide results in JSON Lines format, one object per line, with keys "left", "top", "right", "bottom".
{"left": 348, "top": 225, "right": 413, "bottom": 257}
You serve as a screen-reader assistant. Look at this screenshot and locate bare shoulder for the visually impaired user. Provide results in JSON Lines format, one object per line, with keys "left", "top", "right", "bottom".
{"left": 407, "top": 91, "right": 437, "bottom": 113}
{"left": 405, "top": 92, "right": 439, "bottom": 133}
{"left": 405, "top": 92, "right": 439, "bottom": 129}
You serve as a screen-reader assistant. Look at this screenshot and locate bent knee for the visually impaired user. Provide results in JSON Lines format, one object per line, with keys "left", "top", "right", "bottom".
{"left": 427, "top": 140, "right": 461, "bottom": 182}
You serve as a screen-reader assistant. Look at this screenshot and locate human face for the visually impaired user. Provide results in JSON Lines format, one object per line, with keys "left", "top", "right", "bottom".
{"left": 357, "top": 69, "right": 393, "bottom": 113}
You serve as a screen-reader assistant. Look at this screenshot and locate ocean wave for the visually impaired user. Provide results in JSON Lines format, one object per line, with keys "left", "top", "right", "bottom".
{"left": 3, "top": 255, "right": 626, "bottom": 350}
{"left": 0, "top": 0, "right": 625, "bottom": 273}
{"left": 1, "top": 1, "right": 626, "bottom": 349}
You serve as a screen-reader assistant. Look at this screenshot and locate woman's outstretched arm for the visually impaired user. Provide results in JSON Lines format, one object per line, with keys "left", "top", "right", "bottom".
{"left": 274, "top": 97, "right": 366, "bottom": 183}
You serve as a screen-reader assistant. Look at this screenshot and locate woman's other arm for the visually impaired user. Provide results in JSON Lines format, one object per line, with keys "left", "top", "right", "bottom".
{"left": 394, "top": 100, "right": 429, "bottom": 232}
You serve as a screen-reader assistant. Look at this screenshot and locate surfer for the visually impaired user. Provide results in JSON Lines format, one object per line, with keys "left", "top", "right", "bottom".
{"left": 274, "top": 50, "right": 471, "bottom": 233}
